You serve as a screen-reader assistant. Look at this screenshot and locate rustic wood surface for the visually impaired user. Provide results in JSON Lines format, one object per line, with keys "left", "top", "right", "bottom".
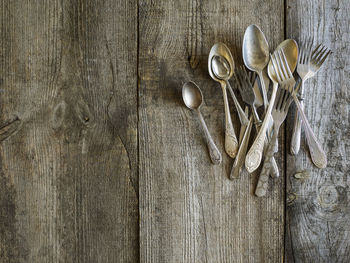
{"left": 285, "top": 0, "right": 350, "bottom": 262}
{"left": 0, "top": 1, "right": 139, "bottom": 262}
{"left": 138, "top": 0, "right": 285, "bottom": 262}
{"left": 0, "top": 0, "right": 348, "bottom": 262}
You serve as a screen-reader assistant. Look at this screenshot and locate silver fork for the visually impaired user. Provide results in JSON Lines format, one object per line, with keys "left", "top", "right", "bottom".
{"left": 291, "top": 41, "right": 332, "bottom": 154}
{"left": 275, "top": 49, "right": 327, "bottom": 168}
{"left": 235, "top": 66, "right": 261, "bottom": 123}
{"left": 256, "top": 88, "right": 293, "bottom": 196}
{"left": 234, "top": 66, "right": 279, "bottom": 178}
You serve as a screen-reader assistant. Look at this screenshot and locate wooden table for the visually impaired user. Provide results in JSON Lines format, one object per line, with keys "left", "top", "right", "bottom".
{"left": 0, "top": 0, "right": 349, "bottom": 262}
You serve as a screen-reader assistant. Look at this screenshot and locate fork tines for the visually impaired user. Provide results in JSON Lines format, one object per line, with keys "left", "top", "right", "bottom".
{"left": 311, "top": 44, "right": 332, "bottom": 66}
{"left": 299, "top": 37, "right": 314, "bottom": 65}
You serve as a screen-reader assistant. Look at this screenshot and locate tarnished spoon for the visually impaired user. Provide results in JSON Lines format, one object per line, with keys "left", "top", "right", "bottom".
{"left": 209, "top": 43, "right": 247, "bottom": 158}
{"left": 182, "top": 81, "right": 222, "bottom": 164}
{"left": 243, "top": 24, "right": 270, "bottom": 112}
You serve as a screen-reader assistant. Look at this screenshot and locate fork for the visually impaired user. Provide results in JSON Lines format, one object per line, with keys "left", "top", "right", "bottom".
{"left": 274, "top": 49, "right": 327, "bottom": 168}
{"left": 256, "top": 88, "right": 293, "bottom": 196}
{"left": 235, "top": 66, "right": 261, "bottom": 123}
{"left": 235, "top": 66, "right": 279, "bottom": 177}
{"left": 291, "top": 40, "right": 332, "bottom": 154}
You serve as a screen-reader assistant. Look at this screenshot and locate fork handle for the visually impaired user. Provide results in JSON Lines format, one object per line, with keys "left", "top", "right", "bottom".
{"left": 245, "top": 84, "right": 278, "bottom": 173}
{"left": 254, "top": 122, "right": 279, "bottom": 178}
{"left": 292, "top": 94, "right": 327, "bottom": 168}
{"left": 290, "top": 81, "right": 305, "bottom": 155}
{"left": 255, "top": 126, "right": 279, "bottom": 197}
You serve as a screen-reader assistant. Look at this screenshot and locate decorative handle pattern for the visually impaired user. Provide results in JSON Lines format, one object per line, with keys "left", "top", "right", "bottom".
{"left": 255, "top": 127, "right": 279, "bottom": 197}
{"left": 197, "top": 111, "right": 222, "bottom": 165}
{"left": 292, "top": 94, "right": 327, "bottom": 168}
{"left": 245, "top": 85, "right": 278, "bottom": 173}
{"left": 255, "top": 121, "right": 279, "bottom": 178}
{"left": 230, "top": 116, "right": 253, "bottom": 179}
{"left": 221, "top": 84, "right": 238, "bottom": 158}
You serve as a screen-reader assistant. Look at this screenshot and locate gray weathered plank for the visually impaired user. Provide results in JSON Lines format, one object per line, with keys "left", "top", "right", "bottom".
{"left": 139, "top": 0, "right": 285, "bottom": 262}
{"left": 0, "top": 1, "right": 138, "bottom": 262}
{"left": 286, "top": 0, "right": 350, "bottom": 262}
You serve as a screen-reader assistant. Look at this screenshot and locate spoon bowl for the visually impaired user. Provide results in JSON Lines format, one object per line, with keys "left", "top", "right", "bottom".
{"left": 211, "top": 55, "right": 231, "bottom": 80}
{"left": 208, "top": 43, "right": 234, "bottom": 83}
{"left": 268, "top": 39, "right": 298, "bottom": 83}
{"left": 242, "top": 25, "right": 269, "bottom": 72}
{"left": 182, "top": 81, "right": 203, "bottom": 110}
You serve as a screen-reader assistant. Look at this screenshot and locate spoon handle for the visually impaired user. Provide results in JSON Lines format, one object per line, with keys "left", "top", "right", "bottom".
{"left": 292, "top": 94, "right": 327, "bottom": 168}
{"left": 226, "top": 81, "right": 249, "bottom": 126}
{"left": 245, "top": 84, "right": 278, "bottom": 173}
{"left": 197, "top": 110, "right": 222, "bottom": 164}
{"left": 230, "top": 116, "right": 253, "bottom": 179}
{"left": 290, "top": 80, "right": 304, "bottom": 155}
{"left": 258, "top": 71, "right": 269, "bottom": 112}
{"left": 221, "top": 84, "right": 238, "bottom": 158}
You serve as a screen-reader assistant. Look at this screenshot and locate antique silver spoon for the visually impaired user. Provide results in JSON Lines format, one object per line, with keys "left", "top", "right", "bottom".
{"left": 243, "top": 24, "right": 270, "bottom": 112}
{"left": 182, "top": 81, "right": 222, "bottom": 164}
{"left": 208, "top": 43, "right": 248, "bottom": 158}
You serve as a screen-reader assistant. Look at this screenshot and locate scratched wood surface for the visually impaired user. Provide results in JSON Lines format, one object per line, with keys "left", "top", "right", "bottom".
{"left": 285, "top": 0, "right": 350, "bottom": 262}
{"left": 0, "top": 1, "right": 138, "bottom": 262}
{"left": 138, "top": 0, "right": 286, "bottom": 262}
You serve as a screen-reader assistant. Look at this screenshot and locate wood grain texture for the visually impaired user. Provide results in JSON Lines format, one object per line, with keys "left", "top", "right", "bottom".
{"left": 286, "top": 0, "right": 350, "bottom": 262}
{"left": 138, "top": 0, "right": 285, "bottom": 262}
{"left": 0, "top": 0, "right": 138, "bottom": 262}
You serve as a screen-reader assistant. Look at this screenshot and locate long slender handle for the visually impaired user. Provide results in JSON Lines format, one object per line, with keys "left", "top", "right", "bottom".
{"left": 226, "top": 81, "right": 249, "bottom": 126}
{"left": 290, "top": 82, "right": 304, "bottom": 155}
{"left": 222, "top": 84, "right": 238, "bottom": 158}
{"left": 258, "top": 71, "right": 269, "bottom": 112}
{"left": 197, "top": 110, "right": 222, "bottom": 165}
{"left": 230, "top": 116, "right": 253, "bottom": 179}
{"left": 245, "top": 84, "right": 278, "bottom": 173}
{"left": 292, "top": 94, "right": 327, "bottom": 168}
{"left": 255, "top": 126, "right": 279, "bottom": 197}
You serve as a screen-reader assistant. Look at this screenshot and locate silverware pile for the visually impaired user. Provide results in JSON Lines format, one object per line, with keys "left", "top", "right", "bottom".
{"left": 182, "top": 24, "right": 331, "bottom": 197}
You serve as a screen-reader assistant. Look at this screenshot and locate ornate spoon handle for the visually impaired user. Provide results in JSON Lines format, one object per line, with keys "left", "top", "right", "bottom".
{"left": 197, "top": 110, "right": 222, "bottom": 164}
{"left": 245, "top": 84, "right": 278, "bottom": 173}
{"left": 290, "top": 81, "right": 304, "bottom": 155}
{"left": 221, "top": 83, "right": 238, "bottom": 158}
{"left": 292, "top": 94, "right": 327, "bottom": 168}
{"left": 255, "top": 126, "right": 279, "bottom": 197}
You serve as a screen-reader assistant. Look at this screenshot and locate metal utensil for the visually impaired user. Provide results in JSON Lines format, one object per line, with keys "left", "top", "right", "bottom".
{"left": 242, "top": 24, "right": 270, "bottom": 112}
{"left": 256, "top": 89, "right": 293, "bottom": 196}
{"left": 235, "top": 66, "right": 261, "bottom": 123}
{"left": 291, "top": 41, "right": 332, "bottom": 155}
{"left": 208, "top": 43, "right": 243, "bottom": 158}
{"left": 182, "top": 81, "right": 222, "bottom": 164}
{"left": 245, "top": 39, "right": 298, "bottom": 173}
{"left": 211, "top": 56, "right": 249, "bottom": 126}
{"left": 272, "top": 49, "right": 327, "bottom": 168}
{"left": 235, "top": 66, "right": 280, "bottom": 177}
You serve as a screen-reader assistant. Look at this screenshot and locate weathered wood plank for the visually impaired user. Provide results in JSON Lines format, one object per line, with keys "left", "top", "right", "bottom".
{"left": 0, "top": 0, "right": 138, "bottom": 262}
{"left": 286, "top": 0, "right": 350, "bottom": 262}
{"left": 139, "top": 0, "right": 285, "bottom": 262}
